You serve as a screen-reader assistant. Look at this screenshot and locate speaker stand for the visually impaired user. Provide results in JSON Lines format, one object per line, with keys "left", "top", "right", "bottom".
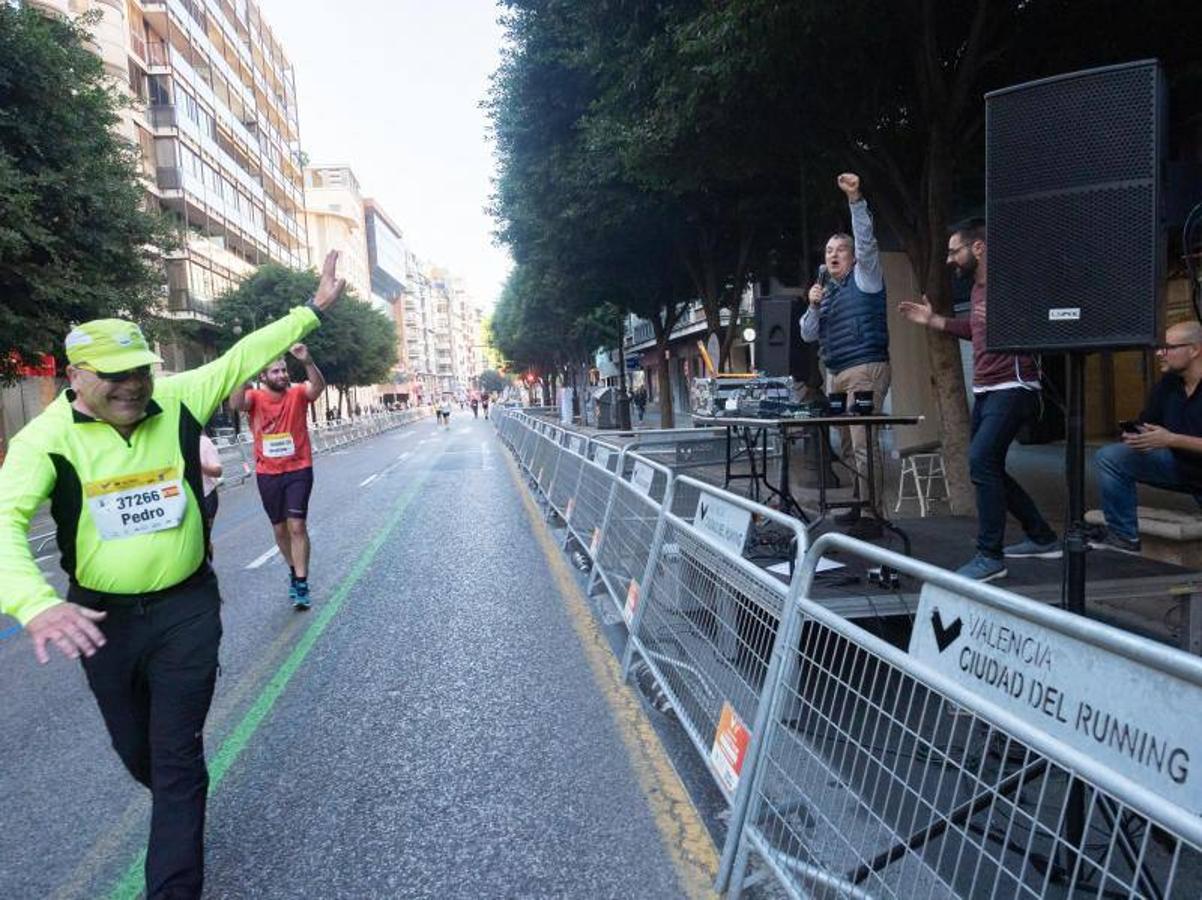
{"left": 1063, "top": 351, "right": 1090, "bottom": 872}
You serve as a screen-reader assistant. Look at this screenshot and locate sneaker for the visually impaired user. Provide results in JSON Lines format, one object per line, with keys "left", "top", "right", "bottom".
{"left": 1087, "top": 528, "right": 1142, "bottom": 555}
{"left": 293, "top": 580, "right": 311, "bottom": 610}
{"left": 288, "top": 579, "right": 299, "bottom": 605}
{"left": 1003, "top": 537, "right": 1062, "bottom": 559}
{"left": 845, "top": 517, "right": 883, "bottom": 540}
{"left": 955, "top": 553, "right": 1008, "bottom": 582}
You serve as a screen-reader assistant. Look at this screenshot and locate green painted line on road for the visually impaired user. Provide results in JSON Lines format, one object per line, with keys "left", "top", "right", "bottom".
{"left": 107, "top": 469, "right": 431, "bottom": 900}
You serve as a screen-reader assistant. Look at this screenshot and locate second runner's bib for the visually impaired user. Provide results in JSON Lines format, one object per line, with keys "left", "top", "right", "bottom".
{"left": 261, "top": 432, "right": 296, "bottom": 459}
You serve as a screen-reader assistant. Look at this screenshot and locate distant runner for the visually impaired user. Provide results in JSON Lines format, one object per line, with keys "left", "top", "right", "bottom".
{"left": 481, "top": 393, "right": 490, "bottom": 419}
{"left": 439, "top": 396, "right": 453, "bottom": 429}
{"left": 231, "top": 343, "right": 325, "bottom": 609}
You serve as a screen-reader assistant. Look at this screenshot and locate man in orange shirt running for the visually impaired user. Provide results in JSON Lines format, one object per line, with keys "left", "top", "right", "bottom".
{"left": 231, "top": 344, "right": 324, "bottom": 609}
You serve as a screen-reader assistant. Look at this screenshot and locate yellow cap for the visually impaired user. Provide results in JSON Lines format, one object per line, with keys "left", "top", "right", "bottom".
{"left": 64, "top": 319, "right": 162, "bottom": 373}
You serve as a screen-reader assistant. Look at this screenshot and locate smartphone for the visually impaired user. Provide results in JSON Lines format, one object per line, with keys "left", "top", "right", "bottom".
{"left": 1119, "top": 419, "right": 1142, "bottom": 434}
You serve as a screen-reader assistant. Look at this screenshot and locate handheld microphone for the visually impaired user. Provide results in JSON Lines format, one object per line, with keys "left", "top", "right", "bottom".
{"left": 817, "top": 263, "right": 830, "bottom": 288}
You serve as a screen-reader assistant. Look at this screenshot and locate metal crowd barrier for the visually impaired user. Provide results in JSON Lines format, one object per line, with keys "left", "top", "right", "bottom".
{"left": 211, "top": 408, "right": 429, "bottom": 494}
{"left": 623, "top": 475, "right": 808, "bottom": 806}
{"left": 497, "top": 406, "right": 810, "bottom": 809}
{"left": 720, "top": 534, "right": 1202, "bottom": 899}
{"left": 496, "top": 406, "right": 1202, "bottom": 899}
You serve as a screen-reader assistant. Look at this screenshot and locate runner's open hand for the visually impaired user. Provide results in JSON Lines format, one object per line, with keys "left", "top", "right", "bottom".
{"left": 290, "top": 343, "right": 310, "bottom": 363}
{"left": 313, "top": 251, "right": 346, "bottom": 312}
{"left": 25, "top": 602, "right": 107, "bottom": 664}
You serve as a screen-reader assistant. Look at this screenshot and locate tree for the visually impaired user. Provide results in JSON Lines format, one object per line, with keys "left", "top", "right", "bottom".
{"left": 479, "top": 369, "right": 508, "bottom": 394}
{"left": 0, "top": 6, "right": 175, "bottom": 383}
{"left": 597, "top": 0, "right": 1202, "bottom": 513}
{"left": 212, "top": 263, "right": 397, "bottom": 414}
{"left": 490, "top": 1, "right": 700, "bottom": 425}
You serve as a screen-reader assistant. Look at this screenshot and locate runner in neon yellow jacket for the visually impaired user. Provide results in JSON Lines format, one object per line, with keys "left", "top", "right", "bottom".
{"left": 0, "top": 251, "right": 347, "bottom": 661}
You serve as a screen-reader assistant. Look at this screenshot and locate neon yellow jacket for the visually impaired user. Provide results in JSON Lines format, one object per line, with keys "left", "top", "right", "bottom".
{"left": 0, "top": 306, "right": 319, "bottom": 625}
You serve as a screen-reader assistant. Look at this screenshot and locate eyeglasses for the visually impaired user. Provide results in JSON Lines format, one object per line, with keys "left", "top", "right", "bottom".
{"left": 946, "top": 244, "right": 969, "bottom": 258}
{"left": 1155, "top": 342, "right": 1196, "bottom": 352}
{"left": 79, "top": 365, "right": 152, "bottom": 383}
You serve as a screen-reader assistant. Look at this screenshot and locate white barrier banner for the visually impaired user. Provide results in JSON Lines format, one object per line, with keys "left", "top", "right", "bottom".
{"left": 694, "top": 493, "right": 751, "bottom": 555}
{"left": 594, "top": 447, "right": 613, "bottom": 471}
{"left": 910, "top": 583, "right": 1202, "bottom": 813}
{"left": 631, "top": 461, "right": 654, "bottom": 496}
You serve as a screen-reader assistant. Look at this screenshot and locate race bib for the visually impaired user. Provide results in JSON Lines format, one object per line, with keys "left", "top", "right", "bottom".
{"left": 262, "top": 432, "right": 296, "bottom": 459}
{"left": 85, "top": 467, "right": 187, "bottom": 541}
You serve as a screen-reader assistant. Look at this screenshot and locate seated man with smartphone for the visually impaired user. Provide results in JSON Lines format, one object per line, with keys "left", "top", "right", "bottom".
{"left": 1092, "top": 321, "right": 1202, "bottom": 553}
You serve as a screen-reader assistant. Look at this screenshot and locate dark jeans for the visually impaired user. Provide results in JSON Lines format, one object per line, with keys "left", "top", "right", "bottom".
{"left": 970, "top": 389, "right": 1057, "bottom": 558}
{"left": 73, "top": 569, "right": 222, "bottom": 900}
{"left": 1094, "top": 444, "right": 1202, "bottom": 541}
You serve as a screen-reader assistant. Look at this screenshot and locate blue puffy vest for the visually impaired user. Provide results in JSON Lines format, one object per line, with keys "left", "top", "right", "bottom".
{"left": 818, "top": 275, "right": 889, "bottom": 373}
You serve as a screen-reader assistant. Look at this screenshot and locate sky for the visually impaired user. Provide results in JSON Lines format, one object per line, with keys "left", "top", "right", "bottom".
{"left": 257, "top": 0, "right": 512, "bottom": 311}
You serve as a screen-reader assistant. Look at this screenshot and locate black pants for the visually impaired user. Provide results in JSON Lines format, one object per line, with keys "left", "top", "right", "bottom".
{"left": 969, "top": 388, "right": 1057, "bottom": 557}
{"left": 73, "top": 569, "right": 222, "bottom": 900}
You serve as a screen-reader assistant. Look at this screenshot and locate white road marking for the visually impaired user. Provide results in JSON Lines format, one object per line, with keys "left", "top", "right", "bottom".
{"left": 359, "top": 473, "right": 380, "bottom": 488}
{"left": 245, "top": 545, "right": 280, "bottom": 569}
{"left": 35, "top": 553, "right": 56, "bottom": 564}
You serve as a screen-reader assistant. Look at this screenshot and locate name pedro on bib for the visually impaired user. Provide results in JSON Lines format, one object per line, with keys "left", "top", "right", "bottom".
{"left": 85, "top": 466, "right": 187, "bottom": 540}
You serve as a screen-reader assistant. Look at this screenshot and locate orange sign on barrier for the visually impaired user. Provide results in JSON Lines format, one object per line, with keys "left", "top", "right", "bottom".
{"left": 624, "top": 579, "right": 640, "bottom": 624}
{"left": 710, "top": 701, "right": 751, "bottom": 794}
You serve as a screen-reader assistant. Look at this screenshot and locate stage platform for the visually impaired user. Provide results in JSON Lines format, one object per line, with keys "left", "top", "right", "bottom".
{"left": 798, "top": 516, "right": 1202, "bottom": 655}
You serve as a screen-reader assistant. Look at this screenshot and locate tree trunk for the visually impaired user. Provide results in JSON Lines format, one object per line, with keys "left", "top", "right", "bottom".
{"left": 656, "top": 344, "right": 674, "bottom": 429}
{"left": 918, "top": 140, "right": 975, "bottom": 516}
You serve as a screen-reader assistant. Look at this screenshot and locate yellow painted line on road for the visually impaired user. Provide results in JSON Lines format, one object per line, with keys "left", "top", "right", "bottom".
{"left": 502, "top": 449, "right": 719, "bottom": 899}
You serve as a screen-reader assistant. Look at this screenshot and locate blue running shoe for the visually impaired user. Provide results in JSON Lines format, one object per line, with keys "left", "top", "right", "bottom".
{"left": 293, "top": 580, "right": 311, "bottom": 610}
{"left": 954, "top": 553, "right": 1007, "bottom": 583}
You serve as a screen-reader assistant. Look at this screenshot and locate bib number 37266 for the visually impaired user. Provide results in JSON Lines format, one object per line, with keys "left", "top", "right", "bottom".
{"left": 85, "top": 466, "right": 188, "bottom": 541}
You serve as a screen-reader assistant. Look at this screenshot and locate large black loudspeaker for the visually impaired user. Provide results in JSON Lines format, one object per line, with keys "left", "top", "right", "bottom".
{"left": 986, "top": 60, "right": 1166, "bottom": 352}
{"left": 755, "top": 296, "right": 820, "bottom": 384}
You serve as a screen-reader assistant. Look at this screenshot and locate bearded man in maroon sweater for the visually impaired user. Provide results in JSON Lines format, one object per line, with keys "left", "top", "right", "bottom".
{"left": 899, "top": 218, "right": 1060, "bottom": 582}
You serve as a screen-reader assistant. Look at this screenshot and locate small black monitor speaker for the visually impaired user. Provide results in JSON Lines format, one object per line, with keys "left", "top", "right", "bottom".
{"left": 985, "top": 60, "right": 1166, "bottom": 352}
{"left": 756, "top": 296, "right": 820, "bottom": 385}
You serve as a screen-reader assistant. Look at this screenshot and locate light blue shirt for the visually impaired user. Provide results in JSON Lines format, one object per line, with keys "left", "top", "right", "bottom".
{"left": 800, "top": 199, "right": 883, "bottom": 343}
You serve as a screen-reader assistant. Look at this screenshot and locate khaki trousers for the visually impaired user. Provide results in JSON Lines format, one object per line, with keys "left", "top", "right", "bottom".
{"left": 827, "top": 361, "right": 891, "bottom": 513}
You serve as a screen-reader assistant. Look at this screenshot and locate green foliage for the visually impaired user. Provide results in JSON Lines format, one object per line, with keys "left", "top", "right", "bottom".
{"left": 479, "top": 369, "right": 508, "bottom": 394}
{"left": 212, "top": 264, "right": 397, "bottom": 389}
{"left": 0, "top": 6, "right": 176, "bottom": 383}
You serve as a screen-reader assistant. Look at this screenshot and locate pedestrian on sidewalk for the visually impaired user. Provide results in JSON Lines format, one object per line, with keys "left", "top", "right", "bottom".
{"left": 471, "top": 397, "right": 479, "bottom": 418}
{"left": 198, "top": 426, "right": 224, "bottom": 560}
{"left": 1091, "top": 321, "right": 1202, "bottom": 554}
{"left": 899, "top": 219, "right": 1059, "bottom": 582}
{"left": 230, "top": 342, "right": 326, "bottom": 610}
{"left": 481, "top": 394, "right": 491, "bottom": 419}
{"left": 801, "top": 173, "right": 890, "bottom": 539}
{"left": 0, "top": 251, "right": 346, "bottom": 899}
{"left": 633, "top": 386, "right": 647, "bottom": 422}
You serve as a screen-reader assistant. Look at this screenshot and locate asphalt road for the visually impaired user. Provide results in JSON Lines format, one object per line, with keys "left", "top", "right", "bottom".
{"left": 0, "top": 414, "right": 713, "bottom": 899}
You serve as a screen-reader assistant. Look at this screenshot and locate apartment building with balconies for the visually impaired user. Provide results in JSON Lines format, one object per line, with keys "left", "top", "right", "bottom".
{"left": 303, "top": 165, "right": 371, "bottom": 305}
{"left": 26, "top": 0, "right": 310, "bottom": 372}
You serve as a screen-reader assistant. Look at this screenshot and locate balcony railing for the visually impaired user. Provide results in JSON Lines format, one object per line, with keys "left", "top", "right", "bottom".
{"left": 129, "top": 29, "right": 147, "bottom": 62}
{"left": 166, "top": 288, "right": 216, "bottom": 320}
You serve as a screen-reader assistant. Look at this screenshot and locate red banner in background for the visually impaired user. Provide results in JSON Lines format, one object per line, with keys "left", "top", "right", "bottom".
{"left": 9, "top": 353, "right": 58, "bottom": 378}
